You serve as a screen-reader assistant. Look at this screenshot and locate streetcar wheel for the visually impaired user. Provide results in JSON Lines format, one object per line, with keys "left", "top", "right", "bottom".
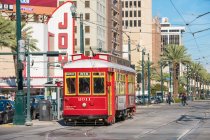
{"left": 3, "top": 114, "right": 8, "bottom": 124}
{"left": 112, "top": 117, "right": 116, "bottom": 124}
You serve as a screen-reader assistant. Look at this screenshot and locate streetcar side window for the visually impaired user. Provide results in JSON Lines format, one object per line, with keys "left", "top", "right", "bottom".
{"left": 79, "top": 72, "right": 90, "bottom": 95}
{"left": 66, "top": 77, "right": 76, "bottom": 94}
{"left": 93, "top": 72, "right": 105, "bottom": 95}
{"left": 65, "top": 72, "right": 76, "bottom": 95}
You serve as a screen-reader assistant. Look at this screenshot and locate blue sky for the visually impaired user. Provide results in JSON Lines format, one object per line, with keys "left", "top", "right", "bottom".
{"left": 153, "top": 0, "right": 210, "bottom": 71}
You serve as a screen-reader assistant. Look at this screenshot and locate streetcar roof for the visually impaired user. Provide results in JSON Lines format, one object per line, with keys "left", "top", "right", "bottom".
{"left": 64, "top": 59, "right": 135, "bottom": 73}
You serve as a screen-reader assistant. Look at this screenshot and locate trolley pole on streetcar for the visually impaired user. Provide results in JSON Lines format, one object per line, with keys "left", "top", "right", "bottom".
{"left": 70, "top": 4, "right": 84, "bottom": 54}
{"left": 142, "top": 49, "right": 145, "bottom": 105}
{"left": 13, "top": 0, "right": 25, "bottom": 125}
{"left": 147, "top": 53, "right": 151, "bottom": 104}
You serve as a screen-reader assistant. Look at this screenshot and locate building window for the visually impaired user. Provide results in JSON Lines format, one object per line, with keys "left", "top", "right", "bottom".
{"left": 122, "top": 20, "right": 124, "bottom": 26}
{"left": 85, "top": 13, "right": 90, "bottom": 20}
{"left": 125, "top": 11, "right": 128, "bottom": 17}
{"left": 161, "top": 30, "right": 168, "bottom": 32}
{"left": 85, "top": 51, "right": 90, "bottom": 56}
{"left": 85, "top": 26, "right": 90, "bottom": 33}
{"left": 130, "top": 20, "right": 133, "bottom": 27}
{"left": 130, "top": 11, "right": 132, "bottom": 17}
{"left": 129, "top": 1, "right": 132, "bottom": 7}
{"left": 134, "top": 20, "right": 137, "bottom": 27}
{"left": 85, "top": 38, "right": 90, "bottom": 45}
{"left": 125, "top": 20, "right": 128, "bottom": 27}
{"left": 134, "top": 11, "right": 137, "bottom": 17}
{"left": 134, "top": 1, "right": 136, "bottom": 7}
{"left": 74, "top": 39, "right": 77, "bottom": 46}
{"left": 138, "top": 10, "right": 141, "bottom": 17}
{"left": 122, "top": 11, "right": 124, "bottom": 17}
{"left": 85, "top": 1, "right": 90, "bottom": 8}
{"left": 125, "top": 1, "right": 128, "bottom": 8}
{"left": 122, "top": 1, "right": 124, "bottom": 8}
{"left": 138, "top": 20, "right": 141, "bottom": 27}
{"left": 138, "top": 1, "right": 141, "bottom": 7}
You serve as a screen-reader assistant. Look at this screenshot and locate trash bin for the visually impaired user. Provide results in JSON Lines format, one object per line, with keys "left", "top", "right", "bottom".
{"left": 38, "top": 100, "right": 52, "bottom": 121}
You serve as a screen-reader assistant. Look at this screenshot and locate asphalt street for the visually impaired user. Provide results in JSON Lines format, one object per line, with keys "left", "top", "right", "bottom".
{"left": 0, "top": 101, "right": 210, "bottom": 140}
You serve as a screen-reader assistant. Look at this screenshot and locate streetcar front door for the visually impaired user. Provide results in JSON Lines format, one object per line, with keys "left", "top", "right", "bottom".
{"left": 108, "top": 72, "right": 114, "bottom": 117}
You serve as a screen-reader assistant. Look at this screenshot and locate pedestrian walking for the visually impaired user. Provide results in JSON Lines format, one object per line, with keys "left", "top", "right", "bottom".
{"left": 167, "top": 92, "right": 172, "bottom": 105}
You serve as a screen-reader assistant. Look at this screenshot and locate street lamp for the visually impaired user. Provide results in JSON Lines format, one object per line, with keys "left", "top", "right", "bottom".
{"left": 160, "top": 61, "right": 163, "bottom": 102}
{"left": 141, "top": 48, "right": 145, "bottom": 105}
{"left": 70, "top": 4, "right": 84, "bottom": 54}
{"left": 147, "top": 53, "right": 151, "bottom": 104}
{"left": 25, "top": 39, "right": 32, "bottom": 126}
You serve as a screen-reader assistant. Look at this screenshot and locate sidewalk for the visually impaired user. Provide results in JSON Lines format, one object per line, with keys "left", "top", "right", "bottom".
{"left": 31, "top": 119, "right": 60, "bottom": 126}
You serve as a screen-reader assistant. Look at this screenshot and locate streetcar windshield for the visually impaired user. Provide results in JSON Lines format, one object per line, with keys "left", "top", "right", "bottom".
{"left": 78, "top": 72, "right": 90, "bottom": 95}
{"left": 79, "top": 77, "right": 90, "bottom": 94}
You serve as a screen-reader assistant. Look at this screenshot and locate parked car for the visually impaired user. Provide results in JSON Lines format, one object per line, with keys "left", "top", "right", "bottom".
{"left": 0, "top": 95, "right": 6, "bottom": 100}
{"left": 0, "top": 100, "right": 14, "bottom": 124}
{"left": 30, "top": 95, "right": 44, "bottom": 119}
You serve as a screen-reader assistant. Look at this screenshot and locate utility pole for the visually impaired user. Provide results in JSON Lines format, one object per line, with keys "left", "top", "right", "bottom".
{"left": 142, "top": 49, "right": 145, "bottom": 105}
{"left": 169, "top": 62, "right": 172, "bottom": 96}
{"left": 25, "top": 39, "right": 32, "bottom": 126}
{"left": 147, "top": 53, "right": 150, "bottom": 104}
{"left": 13, "top": 0, "right": 25, "bottom": 125}
{"left": 186, "top": 65, "right": 189, "bottom": 97}
{"left": 161, "top": 61, "right": 163, "bottom": 102}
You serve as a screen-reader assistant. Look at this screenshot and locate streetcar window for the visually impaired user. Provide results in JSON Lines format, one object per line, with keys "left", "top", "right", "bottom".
{"left": 79, "top": 77, "right": 90, "bottom": 94}
{"left": 66, "top": 77, "right": 76, "bottom": 94}
{"left": 93, "top": 77, "right": 104, "bottom": 94}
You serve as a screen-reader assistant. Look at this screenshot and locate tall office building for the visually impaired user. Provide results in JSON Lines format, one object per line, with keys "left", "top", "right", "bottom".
{"left": 58, "top": 0, "right": 106, "bottom": 55}
{"left": 152, "top": 17, "right": 161, "bottom": 69}
{"left": 121, "top": 0, "right": 152, "bottom": 67}
{"left": 58, "top": 0, "right": 123, "bottom": 56}
{"left": 160, "top": 17, "right": 185, "bottom": 52}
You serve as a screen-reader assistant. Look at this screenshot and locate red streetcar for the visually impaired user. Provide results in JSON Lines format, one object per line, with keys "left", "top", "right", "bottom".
{"left": 63, "top": 53, "right": 136, "bottom": 125}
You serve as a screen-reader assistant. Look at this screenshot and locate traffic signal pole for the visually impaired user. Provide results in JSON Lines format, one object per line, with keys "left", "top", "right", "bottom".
{"left": 13, "top": 0, "right": 25, "bottom": 125}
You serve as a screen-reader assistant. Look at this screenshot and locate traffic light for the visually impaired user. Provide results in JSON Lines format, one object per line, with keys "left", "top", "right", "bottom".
{"left": 137, "top": 73, "right": 141, "bottom": 83}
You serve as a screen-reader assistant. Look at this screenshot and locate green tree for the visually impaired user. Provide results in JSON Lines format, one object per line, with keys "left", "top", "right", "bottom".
{"left": 0, "top": 16, "right": 39, "bottom": 76}
{"left": 188, "top": 62, "right": 203, "bottom": 100}
{"left": 161, "top": 44, "right": 191, "bottom": 98}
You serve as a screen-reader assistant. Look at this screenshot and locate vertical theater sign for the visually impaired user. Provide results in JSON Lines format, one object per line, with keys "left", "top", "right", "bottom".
{"left": 48, "top": 2, "right": 74, "bottom": 76}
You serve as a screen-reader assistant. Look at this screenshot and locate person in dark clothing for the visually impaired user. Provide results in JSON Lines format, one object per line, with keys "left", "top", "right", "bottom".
{"left": 31, "top": 98, "right": 36, "bottom": 119}
{"left": 182, "top": 93, "right": 188, "bottom": 106}
{"left": 167, "top": 92, "right": 172, "bottom": 105}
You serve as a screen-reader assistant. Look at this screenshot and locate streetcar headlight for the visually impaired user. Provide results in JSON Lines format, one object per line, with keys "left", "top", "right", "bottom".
{"left": 82, "top": 102, "right": 87, "bottom": 108}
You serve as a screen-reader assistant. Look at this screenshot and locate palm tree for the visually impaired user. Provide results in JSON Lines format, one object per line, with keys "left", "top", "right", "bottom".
{"left": 0, "top": 16, "right": 39, "bottom": 76}
{"left": 188, "top": 62, "right": 203, "bottom": 100}
{"left": 161, "top": 44, "right": 191, "bottom": 98}
{"left": 0, "top": 15, "right": 14, "bottom": 48}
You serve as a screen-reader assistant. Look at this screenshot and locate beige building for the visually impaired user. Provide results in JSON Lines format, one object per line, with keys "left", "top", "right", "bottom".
{"left": 152, "top": 17, "right": 161, "bottom": 69}
{"left": 121, "top": 0, "right": 152, "bottom": 69}
{"left": 58, "top": 0, "right": 122, "bottom": 56}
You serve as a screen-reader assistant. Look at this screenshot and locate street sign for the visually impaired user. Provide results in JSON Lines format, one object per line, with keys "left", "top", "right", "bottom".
{"left": 18, "top": 40, "right": 25, "bottom": 61}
